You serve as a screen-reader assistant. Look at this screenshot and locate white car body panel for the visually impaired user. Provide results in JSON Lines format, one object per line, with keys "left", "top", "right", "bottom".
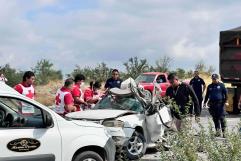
{"left": 0, "top": 82, "right": 115, "bottom": 161}
{"left": 67, "top": 109, "right": 136, "bottom": 120}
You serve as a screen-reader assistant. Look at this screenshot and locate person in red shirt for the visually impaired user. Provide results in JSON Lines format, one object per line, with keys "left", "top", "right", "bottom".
{"left": 14, "top": 71, "right": 36, "bottom": 99}
{"left": 54, "top": 78, "right": 76, "bottom": 116}
{"left": 72, "top": 74, "right": 88, "bottom": 111}
{"left": 84, "top": 81, "right": 102, "bottom": 109}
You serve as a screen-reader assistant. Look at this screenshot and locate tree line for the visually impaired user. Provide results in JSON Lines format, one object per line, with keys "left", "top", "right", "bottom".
{"left": 0, "top": 56, "right": 215, "bottom": 87}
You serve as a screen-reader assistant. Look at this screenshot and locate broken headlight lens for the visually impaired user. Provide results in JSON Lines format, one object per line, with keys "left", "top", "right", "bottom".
{"left": 102, "top": 120, "right": 124, "bottom": 128}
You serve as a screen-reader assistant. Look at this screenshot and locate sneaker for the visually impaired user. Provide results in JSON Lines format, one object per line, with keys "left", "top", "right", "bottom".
{"left": 215, "top": 131, "right": 221, "bottom": 137}
{"left": 222, "top": 132, "right": 226, "bottom": 138}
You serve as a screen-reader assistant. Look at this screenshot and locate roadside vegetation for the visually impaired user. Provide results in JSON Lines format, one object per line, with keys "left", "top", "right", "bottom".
{"left": 158, "top": 99, "right": 241, "bottom": 161}
{"left": 159, "top": 118, "right": 241, "bottom": 161}
{"left": 0, "top": 56, "right": 214, "bottom": 105}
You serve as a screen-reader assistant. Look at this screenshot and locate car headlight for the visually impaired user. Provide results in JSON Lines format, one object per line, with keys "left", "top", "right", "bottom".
{"left": 102, "top": 120, "right": 124, "bottom": 128}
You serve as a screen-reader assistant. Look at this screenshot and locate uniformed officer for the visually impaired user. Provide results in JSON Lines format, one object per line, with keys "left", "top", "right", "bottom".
{"left": 190, "top": 71, "right": 206, "bottom": 113}
{"left": 104, "top": 69, "right": 122, "bottom": 90}
{"left": 204, "top": 74, "right": 228, "bottom": 137}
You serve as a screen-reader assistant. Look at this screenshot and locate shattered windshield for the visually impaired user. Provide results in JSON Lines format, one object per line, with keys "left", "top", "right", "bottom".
{"left": 94, "top": 95, "right": 144, "bottom": 112}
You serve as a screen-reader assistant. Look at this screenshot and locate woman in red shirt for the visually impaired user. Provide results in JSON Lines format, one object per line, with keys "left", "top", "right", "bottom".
{"left": 84, "top": 81, "right": 102, "bottom": 109}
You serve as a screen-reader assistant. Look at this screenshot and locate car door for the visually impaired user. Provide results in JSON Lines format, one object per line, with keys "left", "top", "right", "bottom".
{"left": 0, "top": 96, "right": 61, "bottom": 161}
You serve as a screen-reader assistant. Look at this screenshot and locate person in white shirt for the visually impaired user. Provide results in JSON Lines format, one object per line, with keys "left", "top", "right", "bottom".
{"left": 0, "top": 73, "right": 8, "bottom": 83}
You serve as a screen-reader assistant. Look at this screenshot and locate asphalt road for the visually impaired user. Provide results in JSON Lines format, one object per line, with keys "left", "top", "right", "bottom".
{"left": 141, "top": 109, "right": 241, "bottom": 161}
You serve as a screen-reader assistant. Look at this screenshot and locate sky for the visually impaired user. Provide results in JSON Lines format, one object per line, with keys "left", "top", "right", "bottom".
{"left": 0, "top": 0, "right": 241, "bottom": 74}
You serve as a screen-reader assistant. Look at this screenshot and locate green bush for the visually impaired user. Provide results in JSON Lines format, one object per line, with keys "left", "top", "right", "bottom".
{"left": 159, "top": 118, "right": 241, "bottom": 161}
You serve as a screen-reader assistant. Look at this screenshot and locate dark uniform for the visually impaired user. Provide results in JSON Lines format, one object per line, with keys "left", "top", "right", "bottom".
{"left": 204, "top": 82, "right": 227, "bottom": 134}
{"left": 166, "top": 83, "right": 200, "bottom": 119}
{"left": 104, "top": 78, "right": 122, "bottom": 89}
{"left": 190, "top": 76, "right": 205, "bottom": 112}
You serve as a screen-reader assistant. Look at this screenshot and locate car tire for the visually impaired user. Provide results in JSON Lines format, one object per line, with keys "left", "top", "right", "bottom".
{"left": 115, "top": 145, "right": 129, "bottom": 161}
{"left": 126, "top": 131, "right": 147, "bottom": 160}
{"left": 73, "top": 151, "right": 103, "bottom": 161}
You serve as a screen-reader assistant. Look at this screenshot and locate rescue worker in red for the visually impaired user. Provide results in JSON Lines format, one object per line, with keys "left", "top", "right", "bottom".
{"left": 14, "top": 71, "right": 36, "bottom": 99}
{"left": 54, "top": 78, "right": 76, "bottom": 116}
{"left": 84, "top": 81, "right": 102, "bottom": 109}
{"left": 72, "top": 74, "right": 88, "bottom": 111}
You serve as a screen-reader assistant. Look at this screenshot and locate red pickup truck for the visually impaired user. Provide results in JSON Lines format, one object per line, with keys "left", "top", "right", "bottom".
{"left": 135, "top": 72, "right": 170, "bottom": 97}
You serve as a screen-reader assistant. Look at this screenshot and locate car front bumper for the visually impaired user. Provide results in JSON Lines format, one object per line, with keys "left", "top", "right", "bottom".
{"left": 106, "top": 127, "right": 135, "bottom": 146}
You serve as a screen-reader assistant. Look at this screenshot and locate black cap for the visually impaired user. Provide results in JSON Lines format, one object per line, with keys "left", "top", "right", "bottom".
{"left": 211, "top": 74, "right": 219, "bottom": 80}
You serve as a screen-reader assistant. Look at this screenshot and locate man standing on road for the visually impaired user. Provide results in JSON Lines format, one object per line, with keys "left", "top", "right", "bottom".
{"left": 189, "top": 71, "right": 206, "bottom": 113}
{"left": 204, "top": 74, "right": 228, "bottom": 137}
{"left": 54, "top": 78, "right": 76, "bottom": 116}
{"left": 166, "top": 73, "right": 200, "bottom": 130}
{"left": 14, "top": 71, "right": 35, "bottom": 99}
{"left": 72, "top": 74, "right": 88, "bottom": 111}
{"left": 105, "top": 69, "right": 122, "bottom": 90}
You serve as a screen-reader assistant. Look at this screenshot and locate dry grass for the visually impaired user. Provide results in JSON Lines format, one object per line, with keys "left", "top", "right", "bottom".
{"left": 35, "top": 80, "right": 63, "bottom": 106}
{"left": 34, "top": 80, "right": 105, "bottom": 106}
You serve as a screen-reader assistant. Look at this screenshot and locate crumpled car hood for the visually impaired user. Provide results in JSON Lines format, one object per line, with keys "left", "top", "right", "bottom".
{"left": 66, "top": 109, "right": 136, "bottom": 120}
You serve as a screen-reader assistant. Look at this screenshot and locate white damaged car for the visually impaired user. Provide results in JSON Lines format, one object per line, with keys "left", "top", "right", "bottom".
{"left": 66, "top": 78, "right": 173, "bottom": 160}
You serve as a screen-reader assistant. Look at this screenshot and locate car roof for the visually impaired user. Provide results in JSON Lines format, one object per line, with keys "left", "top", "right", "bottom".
{"left": 142, "top": 72, "right": 166, "bottom": 75}
{"left": 0, "top": 82, "right": 21, "bottom": 96}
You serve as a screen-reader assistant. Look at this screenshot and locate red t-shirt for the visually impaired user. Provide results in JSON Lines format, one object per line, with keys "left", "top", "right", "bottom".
{"left": 72, "top": 84, "right": 81, "bottom": 97}
{"left": 72, "top": 84, "right": 84, "bottom": 111}
{"left": 60, "top": 87, "right": 73, "bottom": 105}
{"left": 14, "top": 82, "right": 35, "bottom": 99}
{"left": 84, "top": 87, "right": 94, "bottom": 102}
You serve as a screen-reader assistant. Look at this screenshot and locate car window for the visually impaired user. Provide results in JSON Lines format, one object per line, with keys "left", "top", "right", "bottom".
{"left": 0, "top": 97, "right": 45, "bottom": 128}
{"left": 156, "top": 75, "right": 167, "bottom": 83}
{"left": 135, "top": 74, "right": 156, "bottom": 83}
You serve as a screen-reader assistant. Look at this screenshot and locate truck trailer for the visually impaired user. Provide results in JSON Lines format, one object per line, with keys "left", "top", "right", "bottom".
{"left": 220, "top": 26, "right": 241, "bottom": 114}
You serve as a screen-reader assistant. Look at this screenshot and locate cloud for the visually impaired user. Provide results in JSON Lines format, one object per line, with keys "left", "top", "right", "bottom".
{"left": 37, "top": 0, "right": 57, "bottom": 6}
{"left": 0, "top": 0, "right": 241, "bottom": 74}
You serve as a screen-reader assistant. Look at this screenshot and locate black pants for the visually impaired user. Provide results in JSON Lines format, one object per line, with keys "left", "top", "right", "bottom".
{"left": 212, "top": 115, "right": 226, "bottom": 132}
{"left": 209, "top": 101, "right": 226, "bottom": 132}
{"left": 188, "top": 95, "right": 202, "bottom": 115}
{"left": 197, "top": 96, "right": 203, "bottom": 113}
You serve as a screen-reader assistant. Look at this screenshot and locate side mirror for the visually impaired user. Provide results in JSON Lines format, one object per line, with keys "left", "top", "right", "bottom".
{"left": 43, "top": 112, "right": 53, "bottom": 128}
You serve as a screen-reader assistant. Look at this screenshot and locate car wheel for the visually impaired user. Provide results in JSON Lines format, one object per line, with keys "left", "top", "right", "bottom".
{"left": 126, "top": 131, "right": 147, "bottom": 160}
{"left": 73, "top": 151, "right": 103, "bottom": 161}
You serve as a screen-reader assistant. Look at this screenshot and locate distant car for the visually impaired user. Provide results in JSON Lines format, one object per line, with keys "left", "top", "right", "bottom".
{"left": 135, "top": 72, "right": 170, "bottom": 97}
